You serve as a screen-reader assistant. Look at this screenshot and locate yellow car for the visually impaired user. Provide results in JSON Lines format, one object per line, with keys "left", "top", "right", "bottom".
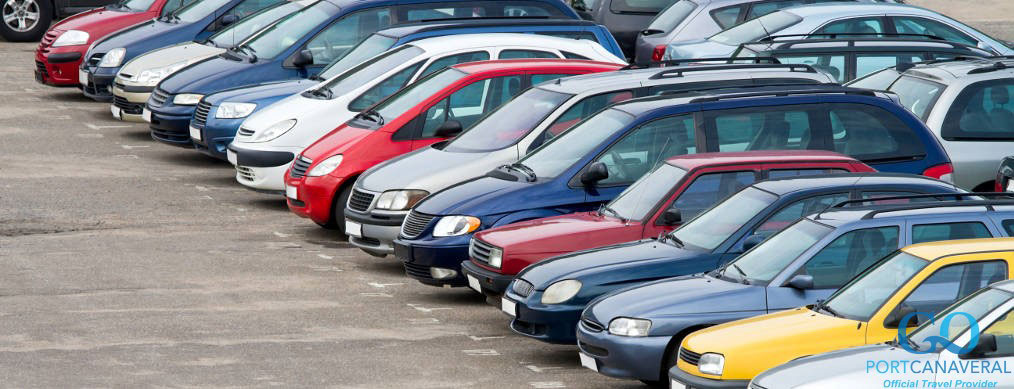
{"left": 670, "top": 238, "right": 1014, "bottom": 389}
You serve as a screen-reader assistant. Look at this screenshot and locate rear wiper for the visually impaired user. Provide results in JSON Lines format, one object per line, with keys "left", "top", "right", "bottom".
{"left": 509, "top": 162, "right": 537, "bottom": 181}
{"left": 356, "top": 109, "right": 384, "bottom": 125}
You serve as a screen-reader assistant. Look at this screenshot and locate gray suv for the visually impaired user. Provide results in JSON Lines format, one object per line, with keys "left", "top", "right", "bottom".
{"left": 570, "top": 0, "right": 677, "bottom": 57}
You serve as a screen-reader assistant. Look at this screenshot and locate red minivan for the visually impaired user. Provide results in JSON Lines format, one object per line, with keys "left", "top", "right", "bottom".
{"left": 461, "top": 150, "right": 875, "bottom": 295}
{"left": 284, "top": 59, "right": 624, "bottom": 231}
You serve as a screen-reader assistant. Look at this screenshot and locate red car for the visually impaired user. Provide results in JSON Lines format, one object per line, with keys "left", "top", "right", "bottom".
{"left": 461, "top": 150, "right": 875, "bottom": 294}
{"left": 285, "top": 59, "right": 624, "bottom": 231}
{"left": 34, "top": 0, "right": 179, "bottom": 86}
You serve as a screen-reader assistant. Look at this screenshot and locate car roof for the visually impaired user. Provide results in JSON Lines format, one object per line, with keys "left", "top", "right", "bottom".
{"left": 895, "top": 57, "right": 1014, "bottom": 82}
{"left": 407, "top": 32, "right": 601, "bottom": 51}
{"left": 449, "top": 59, "right": 622, "bottom": 74}
{"left": 742, "top": 38, "right": 987, "bottom": 55}
{"left": 374, "top": 18, "right": 602, "bottom": 38}
{"left": 779, "top": 2, "right": 932, "bottom": 18}
{"left": 902, "top": 238, "right": 1014, "bottom": 261}
{"left": 665, "top": 150, "right": 858, "bottom": 170}
{"left": 536, "top": 63, "right": 832, "bottom": 94}
{"left": 752, "top": 172, "right": 952, "bottom": 195}
{"left": 607, "top": 84, "right": 887, "bottom": 116}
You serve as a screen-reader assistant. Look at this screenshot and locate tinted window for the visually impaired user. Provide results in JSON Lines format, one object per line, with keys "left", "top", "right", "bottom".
{"left": 941, "top": 80, "right": 1014, "bottom": 141}
{"left": 755, "top": 192, "right": 849, "bottom": 236}
{"left": 444, "top": 88, "right": 572, "bottom": 153}
{"left": 885, "top": 75, "right": 947, "bottom": 121}
{"left": 892, "top": 16, "right": 977, "bottom": 46}
{"left": 1004, "top": 220, "right": 1014, "bottom": 236}
{"left": 710, "top": 5, "right": 742, "bottom": 29}
{"left": 709, "top": 106, "right": 814, "bottom": 152}
{"left": 746, "top": 0, "right": 804, "bottom": 20}
{"left": 801, "top": 226, "right": 900, "bottom": 289}
{"left": 778, "top": 54, "right": 846, "bottom": 82}
{"left": 648, "top": 0, "right": 697, "bottom": 33}
{"left": 911, "top": 222, "right": 992, "bottom": 244}
{"left": 610, "top": 0, "right": 676, "bottom": 13}
{"left": 900, "top": 261, "right": 1008, "bottom": 317}
{"left": 304, "top": 8, "right": 392, "bottom": 65}
{"left": 418, "top": 75, "right": 525, "bottom": 138}
{"left": 499, "top": 49, "right": 559, "bottom": 59}
{"left": 830, "top": 103, "right": 925, "bottom": 161}
{"left": 767, "top": 168, "right": 848, "bottom": 179}
{"left": 532, "top": 90, "right": 634, "bottom": 151}
{"left": 672, "top": 171, "right": 756, "bottom": 220}
{"left": 420, "top": 51, "right": 490, "bottom": 79}
{"left": 592, "top": 114, "right": 696, "bottom": 185}
{"left": 814, "top": 17, "right": 885, "bottom": 35}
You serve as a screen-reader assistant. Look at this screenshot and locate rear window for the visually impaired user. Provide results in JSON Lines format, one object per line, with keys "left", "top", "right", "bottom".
{"left": 829, "top": 103, "right": 925, "bottom": 161}
{"left": 610, "top": 0, "right": 677, "bottom": 14}
{"left": 647, "top": 0, "right": 697, "bottom": 33}
{"left": 941, "top": 79, "right": 1014, "bottom": 141}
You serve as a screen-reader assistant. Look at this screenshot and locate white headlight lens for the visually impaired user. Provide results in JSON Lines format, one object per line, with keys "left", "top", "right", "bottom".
{"left": 52, "top": 30, "right": 89, "bottom": 47}
{"left": 698, "top": 353, "right": 725, "bottom": 375}
{"left": 250, "top": 119, "right": 297, "bottom": 142}
{"left": 541, "top": 279, "right": 582, "bottom": 304}
{"left": 432, "top": 216, "right": 481, "bottom": 237}
{"left": 375, "top": 190, "right": 429, "bottom": 210}
{"left": 216, "top": 102, "right": 257, "bottom": 119}
{"left": 134, "top": 61, "right": 188, "bottom": 86}
{"left": 487, "top": 246, "right": 503, "bottom": 268}
{"left": 608, "top": 317, "right": 652, "bottom": 337}
{"left": 173, "top": 93, "right": 204, "bottom": 105}
{"left": 98, "top": 48, "right": 126, "bottom": 67}
{"left": 307, "top": 155, "right": 343, "bottom": 177}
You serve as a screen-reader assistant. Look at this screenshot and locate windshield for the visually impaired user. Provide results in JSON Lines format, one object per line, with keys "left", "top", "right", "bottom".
{"left": 207, "top": 1, "right": 300, "bottom": 48}
{"left": 725, "top": 219, "right": 833, "bottom": 284}
{"left": 240, "top": 1, "right": 336, "bottom": 60}
{"left": 887, "top": 76, "right": 947, "bottom": 121}
{"left": 315, "top": 45, "right": 424, "bottom": 98}
{"left": 672, "top": 187, "right": 777, "bottom": 251}
{"left": 646, "top": 0, "right": 696, "bottom": 33}
{"left": 318, "top": 34, "right": 397, "bottom": 79}
{"left": 907, "top": 288, "right": 1011, "bottom": 352}
{"left": 175, "top": 0, "right": 232, "bottom": 23}
{"left": 368, "top": 68, "right": 467, "bottom": 122}
{"left": 120, "top": 0, "right": 156, "bottom": 11}
{"left": 444, "top": 88, "right": 573, "bottom": 153}
{"left": 606, "top": 164, "right": 686, "bottom": 221}
{"left": 517, "top": 109, "right": 635, "bottom": 180}
{"left": 824, "top": 251, "right": 929, "bottom": 321}
{"left": 710, "top": 10, "right": 802, "bottom": 45}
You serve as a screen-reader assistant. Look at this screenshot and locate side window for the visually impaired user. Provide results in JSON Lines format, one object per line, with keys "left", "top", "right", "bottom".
{"left": 347, "top": 62, "right": 423, "bottom": 112}
{"left": 672, "top": 171, "right": 756, "bottom": 220}
{"left": 531, "top": 90, "right": 634, "bottom": 151}
{"left": 856, "top": 54, "right": 926, "bottom": 81}
{"left": 778, "top": 55, "right": 846, "bottom": 82}
{"left": 911, "top": 222, "right": 992, "bottom": 244}
{"left": 710, "top": 5, "right": 742, "bottom": 29}
{"left": 745, "top": 0, "right": 804, "bottom": 20}
{"left": 830, "top": 103, "right": 926, "bottom": 161}
{"left": 504, "top": 5, "right": 554, "bottom": 16}
{"left": 755, "top": 192, "right": 849, "bottom": 236}
{"left": 767, "top": 168, "right": 848, "bottom": 179}
{"left": 305, "top": 8, "right": 392, "bottom": 65}
{"left": 404, "top": 6, "right": 485, "bottom": 20}
{"left": 419, "top": 51, "right": 490, "bottom": 79}
{"left": 591, "top": 114, "right": 696, "bottom": 186}
{"left": 419, "top": 75, "right": 525, "bottom": 138}
{"left": 561, "top": 51, "right": 592, "bottom": 60}
{"left": 499, "top": 49, "right": 559, "bottom": 59}
{"left": 799, "top": 226, "right": 900, "bottom": 289}
{"left": 709, "top": 106, "right": 814, "bottom": 152}
{"left": 814, "top": 17, "right": 885, "bottom": 36}
{"left": 899, "top": 261, "right": 1008, "bottom": 317}
{"left": 892, "top": 16, "right": 977, "bottom": 46}
{"left": 1003, "top": 220, "right": 1014, "bottom": 236}
{"left": 979, "top": 308, "right": 1014, "bottom": 358}
{"left": 941, "top": 80, "right": 1014, "bottom": 141}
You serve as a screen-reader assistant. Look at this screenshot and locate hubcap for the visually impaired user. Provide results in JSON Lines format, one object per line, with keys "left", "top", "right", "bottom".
{"left": 3, "top": 0, "right": 40, "bottom": 32}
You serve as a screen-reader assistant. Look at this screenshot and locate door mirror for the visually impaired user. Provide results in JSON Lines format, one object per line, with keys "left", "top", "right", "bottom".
{"left": 884, "top": 304, "right": 918, "bottom": 329}
{"left": 785, "top": 274, "right": 814, "bottom": 290}
{"left": 580, "top": 162, "right": 609, "bottom": 186}
{"left": 220, "top": 14, "right": 238, "bottom": 26}
{"left": 965, "top": 333, "right": 998, "bottom": 358}
{"left": 741, "top": 234, "right": 765, "bottom": 252}
{"left": 293, "top": 49, "right": 314, "bottom": 68}
{"left": 433, "top": 120, "right": 463, "bottom": 138}
{"left": 659, "top": 208, "right": 681, "bottom": 226}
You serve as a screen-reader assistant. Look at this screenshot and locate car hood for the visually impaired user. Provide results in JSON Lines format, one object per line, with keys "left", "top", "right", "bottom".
{"left": 413, "top": 175, "right": 561, "bottom": 217}
{"left": 119, "top": 42, "right": 222, "bottom": 76}
{"left": 664, "top": 39, "right": 735, "bottom": 60}
{"left": 299, "top": 126, "right": 374, "bottom": 161}
{"left": 51, "top": 7, "right": 137, "bottom": 33}
{"left": 476, "top": 212, "right": 634, "bottom": 254}
{"left": 517, "top": 240, "right": 701, "bottom": 288}
{"left": 586, "top": 275, "right": 764, "bottom": 322}
{"left": 92, "top": 19, "right": 192, "bottom": 59}
{"left": 158, "top": 56, "right": 271, "bottom": 94}
{"left": 359, "top": 147, "right": 510, "bottom": 194}
{"left": 752, "top": 345, "right": 931, "bottom": 389}
{"left": 203, "top": 79, "right": 313, "bottom": 105}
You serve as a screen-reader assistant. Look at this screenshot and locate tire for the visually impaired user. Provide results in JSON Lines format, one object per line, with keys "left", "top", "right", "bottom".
{"left": 316, "top": 183, "right": 353, "bottom": 232}
{"left": 0, "top": 0, "right": 51, "bottom": 42}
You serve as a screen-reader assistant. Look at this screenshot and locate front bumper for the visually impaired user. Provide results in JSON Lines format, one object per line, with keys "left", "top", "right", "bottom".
{"left": 669, "top": 366, "right": 749, "bottom": 389}
{"left": 285, "top": 173, "right": 347, "bottom": 225}
{"left": 193, "top": 112, "right": 245, "bottom": 161}
{"left": 111, "top": 81, "right": 153, "bottom": 122}
{"left": 35, "top": 48, "right": 84, "bottom": 86}
{"left": 394, "top": 239, "right": 470, "bottom": 287}
{"left": 576, "top": 320, "right": 670, "bottom": 381}
{"left": 82, "top": 65, "right": 117, "bottom": 101}
{"left": 344, "top": 208, "right": 405, "bottom": 256}
{"left": 461, "top": 260, "right": 513, "bottom": 296}
{"left": 502, "top": 289, "right": 583, "bottom": 344}
{"left": 227, "top": 143, "right": 296, "bottom": 192}
{"left": 147, "top": 102, "right": 196, "bottom": 147}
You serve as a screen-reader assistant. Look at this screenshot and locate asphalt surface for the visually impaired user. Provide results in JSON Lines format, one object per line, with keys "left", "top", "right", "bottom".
{"left": 0, "top": 2, "right": 1011, "bottom": 387}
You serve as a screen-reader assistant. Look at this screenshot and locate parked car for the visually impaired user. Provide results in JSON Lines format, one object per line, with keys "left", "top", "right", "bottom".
{"left": 345, "top": 62, "right": 837, "bottom": 258}
{"left": 34, "top": 0, "right": 187, "bottom": 85}
{"left": 668, "top": 238, "right": 1014, "bottom": 389}
{"left": 734, "top": 36, "right": 994, "bottom": 82}
{"left": 5, "top": 0, "right": 127, "bottom": 41}
{"left": 999, "top": 155, "right": 1014, "bottom": 192}
{"left": 145, "top": 0, "right": 579, "bottom": 148}
{"left": 227, "top": 33, "right": 625, "bottom": 193}
{"left": 749, "top": 279, "right": 1014, "bottom": 389}
{"left": 463, "top": 150, "right": 874, "bottom": 297}
{"left": 79, "top": 0, "right": 285, "bottom": 101}
{"left": 849, "top": 57, "right": 1014, "bottom": 191}
{"left": 498, "top": 174, "right": 961, "bottom": 344}
{"left": 580, "top": 194, "right": 1014, "bottom": 384}
{"left": 108, "top": 0, "right": 308, "bottom": 122}
{"left": 394, "top": 85, "right": 955, "bottom": 289}
{"left": 663, "top": 3, "right": 1014, "bottom": 61}
{"left": 569, "top": 0, "right": 677, "bottom": 57}
{"left": 190, "top": 18, "right": 624, "bottom": 160}
{"left": 285, "top": 60, "right": 623, "bottom": 236}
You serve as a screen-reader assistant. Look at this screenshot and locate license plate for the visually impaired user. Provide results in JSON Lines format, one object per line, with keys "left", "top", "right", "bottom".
{"left": 579, "top": 352, "right": 598, "bottom": 371}
{"left": 466, "top": 274, "right": 481, "bottom": 293}
{"left": 670, "top": 379, "right": 686, "bottom": 389}
{"left": 345, "top": 220, "right": 362, "bottom": 237}
{"left": 500, "top": 297, "right": 516, "bottom": 317}
{"left": 79, "top": 69, "right": 88, "bottom": 86}
{"left": 227, "top": 150, "right": 237, "bottom": 165}
{"left": 142, "top": 108, "right": 152, "bottom": 123}
{"left": 189, "top": 126, "right": 202, "bottom": 141}
{"left": 110, "top": 105, "right": 121, "bottom": 120}
{"left": 285, "top": 185, "right": 298, "bottom": 200}
{"left": 1007, "top": 180, "right": 1014, "bottom": 192}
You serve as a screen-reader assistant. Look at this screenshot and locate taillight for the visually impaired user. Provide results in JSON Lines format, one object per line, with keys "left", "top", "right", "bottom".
{"left": 923, "top": 163, "right": 954, "bottom": 183}
{"left": 651, "top": 45, "right": 666, "bottom": 62}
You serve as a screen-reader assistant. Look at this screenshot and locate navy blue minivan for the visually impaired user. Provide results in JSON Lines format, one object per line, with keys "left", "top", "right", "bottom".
{"left": 394, "top": 85, "right": 955, "bottom": 288}
{"left": 146, "top": 0, "right": 580, "bottom": 147}
{"left": 190, "top": 18, "right": 623, "bottom": 160}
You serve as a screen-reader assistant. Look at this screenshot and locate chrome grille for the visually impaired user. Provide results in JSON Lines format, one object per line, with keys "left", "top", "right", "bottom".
{"left": 469, "top": 238, "right": 498, "bottom": 265}
{"left": 347, "top": 189, "right": 375, "bottom": 212}
{"left": 679, "top": 348, "right": 702, "bottom": 366}
{"left": 400, "top": 211, "right": 435, "bottom": 239}
{"left": 289, "top": 156, "right": 312, "bottom": 178}
{"left": 511, "top": 279, "right": 534, "bottom": 297}
{"left": 192, "top": 100, "right": 212, "bottom": 127}
{"left": 237, "top": 127, "right": 255, "bottom": 137}
{"left": 149, "top": 88, "right": 170, "bottom": 107}
{"left": 236, "top": 165, "right": 255, "bottom": 182}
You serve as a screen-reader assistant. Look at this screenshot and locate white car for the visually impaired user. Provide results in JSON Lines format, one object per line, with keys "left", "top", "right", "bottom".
{"left": 226, "top": 33, "right": 626, "bottom": 192}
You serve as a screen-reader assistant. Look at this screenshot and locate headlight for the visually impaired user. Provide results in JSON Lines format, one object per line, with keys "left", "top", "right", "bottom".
{"left": 608, "top": 317, "right": 652, "bottom": 337}
{"left": 250, "top": 119, "right": 296, "bottom": 142}
{"left": 307, "top": 155, "right": 343, "bottom": 177}
{"left": 698, "top": 353, "right": 725, "bottom": 375}
{"left": 487, "top": 246, "right": 503, "bottom": 268}
{"left": 52, "top": 30, "right": 89, "bottom": 47}
{"left": 432, "top": 215, "right": 481, "bottom": 237}
{"left": 541, "top": 279, "right": 581, "bottom": 304}
{"left": 133, "top": 61, "right": 188, "bottom": 86}
{"left": 173, "top": 93, "right": 204, "bottom": 106}
{"left": 216, "top": 102, "right": 257, "bottom": 119}
{"left": 98, "top": 48, "right": 126, "bottom": 67}
{"left": 375, "top": 190, "right": 429, "bottom": 211}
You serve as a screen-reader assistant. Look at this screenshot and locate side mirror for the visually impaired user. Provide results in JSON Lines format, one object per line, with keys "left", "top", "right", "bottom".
{"left": 786, "top": 274, "right": 814, "bottom": 290}
{"left": 741, "top": 234, "right": 765, "bottom": 251}
{"left": 580, "top": 162, "right": 609, "bottom": 186}
{"left": 433, "top": 120, "right": 463, "bottom": 138}
{"left": 966, "top": 333, "right": 998, "bottom": 358}
{"left": 884, "top": 304, "right": 918, "bottom": 329}
{"left": 659, "top": 208, "right": 681, "bottom": 226}
{"left": 293, "top": 49, "right": 313, "bottom": 68}
{"left": 220, "top": 14, "right": 238, "bottom": 26}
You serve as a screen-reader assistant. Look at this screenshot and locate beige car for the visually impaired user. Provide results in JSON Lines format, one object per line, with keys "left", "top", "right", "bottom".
{"left": 110, "top": 0, "right": 308, "bottom": 122}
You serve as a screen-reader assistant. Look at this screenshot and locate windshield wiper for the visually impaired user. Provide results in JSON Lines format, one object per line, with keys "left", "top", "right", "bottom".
{"left": 814, "top": 299, "right": 841, "bottom": 318}
{"left": 509, "top": 162, "right": 537, "bottom": 182}
{"left": 728, "top": 264, "right": 750, "bottom": 284}
{"left": 309, "top": 75, "right": 326, "bottom": 81}
{"left": 905, "top": 335, "right": 921, "bottom": 351}
{"left": 356, "top": 109, "right": 385, "bottom": 125}
{"left": 307, "top": 87, "right": 332, "bottom": 99}
{"left": 658, "top": 232, "right": 684, "bottom": 248}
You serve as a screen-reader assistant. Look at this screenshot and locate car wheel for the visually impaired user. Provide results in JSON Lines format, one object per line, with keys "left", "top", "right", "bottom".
{"left": 0, "top": 0, "right": 51, "bottom": 42}
{"left": 329, "top": 184, "right": 354, "bottom": 234}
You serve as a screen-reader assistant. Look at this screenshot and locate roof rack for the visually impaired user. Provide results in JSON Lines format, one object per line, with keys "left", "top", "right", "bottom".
{"left": 649, "top": 63, "right": 815, "bottom": 79}
{"left": 758, "top": 33, "right": 944, "bottom": 42}
{"left": 687, "top": 86, "right": 875, "bottom": 103}
{"left": 968, "top": 60, "right": 1011, "bottom": 75}
{"left": 417, "top": 15, "right": 550, "bottom": 22}
{"left": 815, "top": 192, "right": 1014, "bottom": 220}
{"left": 896, "top": 56, "right": 989, "bottom": 72}
{"left": 619, "top": 57, "right": 781, "bottom": 71}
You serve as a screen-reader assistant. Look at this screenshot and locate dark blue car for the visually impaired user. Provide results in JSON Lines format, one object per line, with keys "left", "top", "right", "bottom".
{"left": 577, "top": 193, "right": 1014, "bottom": 384}
{"left": 394, "top": 85, "right": 955, "bottom": 288}
{"left": 190, "top": 18, "right": 622, "bottom": 160}
{"left": 501, "top": 174, "right": 963, "bottom": 346}
{"left": 80, "top": 0, "right": 284, "bottom": 101}
{"left": 145, "top": 0, "right": 580, "bottom": 147}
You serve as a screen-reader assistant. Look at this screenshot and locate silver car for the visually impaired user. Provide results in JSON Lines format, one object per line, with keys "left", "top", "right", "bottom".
{"left": 748, "top": 279, "right": 1014, "bottom": 389}
{"left": 343, "top": 62, "right": 836, "bottom": 257}
{"left": 663, "top": 2, "right": 1014, "bottom": 61}
{"left": 848, "top": 57, "right": 1014, "bottom": 191}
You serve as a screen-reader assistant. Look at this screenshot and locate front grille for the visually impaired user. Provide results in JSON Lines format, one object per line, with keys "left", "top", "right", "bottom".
{"left": 578, "top": 340, "right": 609, "bottom": 357}
{"left": 469, "top": 238, "right": 498, "bottom": 265}
{"left": 236, "top": 165, "right": 255, "bottom": 182}
{"left": 192, "top": 100, "right": 212, "bottom": 127}
{"left": 35, "top": 61, "right": 48, "bottom": 78}
{"left": 400, "top": 211, "right": 435, "bottom": 239}
{"left": 87, "top": 53, "right": 103, "bottom": 67}
{"left": 679, "top": 348, "right": 702, "bottom": 366}
{"left": 403, "top": 262, "right": 432, "bottom": 279}
{"left": 580, "top": 317, "right": 605, "bottom": 332}
{"left": 289, "top": 156, "right": 312, "bottom": 178}
{"left": 113, "top": 95, "right": 143, "bottom": 114}
{"left": 237, "top": 127, "right": 255, "bottom": 137}
{"left": 511, "top": 279, "right": 535, "bottom": 297}
{"left": 149, "top": 88, "right": 170, "bottom": 107}
{"left": 347, "top": 189, "right": 375, "bottom": 212}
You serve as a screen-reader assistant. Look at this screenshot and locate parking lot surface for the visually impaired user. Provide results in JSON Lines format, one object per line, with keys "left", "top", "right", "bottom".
{"left": 0, "top": 1, "right": 1011, "bottom": 387}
